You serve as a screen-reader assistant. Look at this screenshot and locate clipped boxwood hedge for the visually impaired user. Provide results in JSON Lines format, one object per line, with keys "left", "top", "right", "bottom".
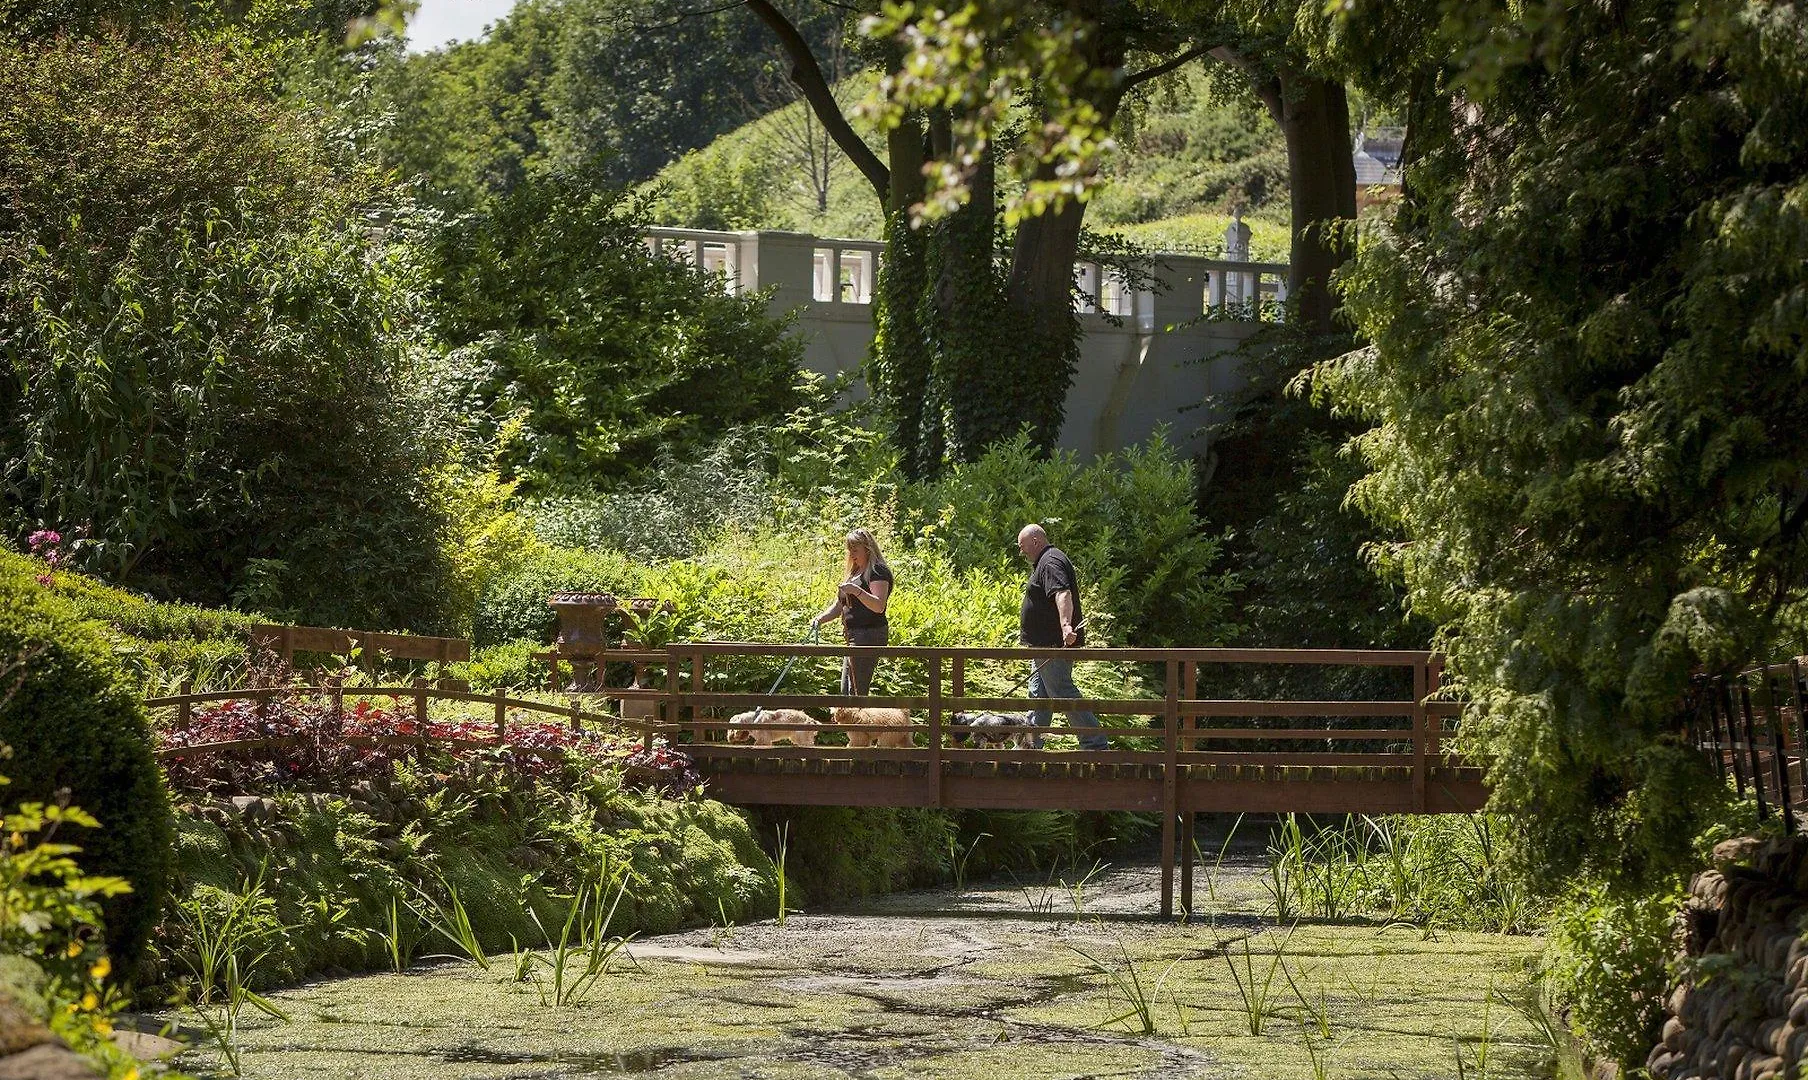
{"left": 0, "top": 560, "right": 173, "bottom": 972}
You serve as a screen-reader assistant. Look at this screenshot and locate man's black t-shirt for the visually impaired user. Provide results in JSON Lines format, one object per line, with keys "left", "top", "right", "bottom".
{"left": 843, "top": 563, "right": 893, "bottom": 632}
{"left": 1019, "top": 546, "right": 1085, "bottom": 647}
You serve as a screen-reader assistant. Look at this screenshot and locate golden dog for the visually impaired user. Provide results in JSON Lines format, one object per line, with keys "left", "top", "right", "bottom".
{"left": 725, "top": 709, "right": 821, "bottom": 747}
{"left": 832, "top": 706, "right": 914, "bottom": 748}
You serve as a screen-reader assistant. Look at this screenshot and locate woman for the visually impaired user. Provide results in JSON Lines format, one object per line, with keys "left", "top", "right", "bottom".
{"left": 811, "top": 528, "right": 892, "bottom": 695}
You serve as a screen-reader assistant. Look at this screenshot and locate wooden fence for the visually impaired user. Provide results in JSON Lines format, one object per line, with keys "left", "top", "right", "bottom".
{"left": 1690, "top": 658, "right": 1808, "bottom": 830}
{"left": 248, "top": 624, "right": 470, "bottom": 668}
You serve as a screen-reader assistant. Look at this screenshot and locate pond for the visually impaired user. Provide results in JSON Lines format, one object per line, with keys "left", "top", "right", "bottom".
{"left": 166, "top": 859, "right": 1552, "bottom": 1079}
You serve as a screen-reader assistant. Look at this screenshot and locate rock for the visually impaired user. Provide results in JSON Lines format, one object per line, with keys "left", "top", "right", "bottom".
{"left": 1718, "top": 837, "right": 1767, "bottom": 869}
{"left": 1759, "top": 1017, "right": 1787, "bottom": 1057}
{"left": 0, "top": 997, "right": 49, "bottom": 1058}
{"left": 1749, "top": 1052, "right": 1786, "bottom": 1079}
{"left": 0, "top": 1044, "right": 99, "bottom": 1079}
{"left": 1664, "top": 1016, "right": 1688, "bottom": 1050}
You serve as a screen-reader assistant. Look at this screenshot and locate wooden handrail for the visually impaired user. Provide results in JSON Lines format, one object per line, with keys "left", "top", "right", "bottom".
{"left": 146, "top": 685, "right": 629, "bottom": 732}
{"left": 666, "top": 642, "right": 1437, "bottom": 664}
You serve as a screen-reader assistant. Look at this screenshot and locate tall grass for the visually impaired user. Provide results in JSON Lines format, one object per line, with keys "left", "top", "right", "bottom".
{"left": 1261, "top": 813, "right": 1541, "bottom": 932}
{"left": 174, "top": 875, "right": 290, "bottom": 1076}
{"left": 523, "top": 872, "right": 636, "bottom": 1007}
{"left": 1068, "top": 940, "right": 1182, "bottom": 1036}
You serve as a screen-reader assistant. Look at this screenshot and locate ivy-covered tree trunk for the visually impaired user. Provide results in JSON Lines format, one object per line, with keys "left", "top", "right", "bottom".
{"left": 871, "top": 209, "right": 938, "bottom": 477}
{"left": 1003, "top": 188, "right": 1087, "bottom": 451}
{"left": 931, "top": 150, "right": 1014, "bottom": 462}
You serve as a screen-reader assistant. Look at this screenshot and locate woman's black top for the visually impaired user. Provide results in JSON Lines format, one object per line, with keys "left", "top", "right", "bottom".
{"left": 842, "top": 563, "right": 893, "bottom": 632}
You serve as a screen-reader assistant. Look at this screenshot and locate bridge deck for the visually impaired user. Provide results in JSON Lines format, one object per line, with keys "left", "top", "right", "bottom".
{"left": 693, "top": 751, "right": 1485, "bottom": 814}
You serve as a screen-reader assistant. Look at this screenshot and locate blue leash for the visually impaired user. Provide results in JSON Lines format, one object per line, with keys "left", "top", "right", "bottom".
{"left": 750, "top": 624, "right": 820, "bottom": 724}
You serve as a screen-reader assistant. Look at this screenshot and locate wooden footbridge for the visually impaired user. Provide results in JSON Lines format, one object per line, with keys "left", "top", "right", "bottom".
{"left": 150, "top": 641, "right": 1481, "bottom": 918}
{"left": 617, "top": 642, "right": 1480, "bottom": 916}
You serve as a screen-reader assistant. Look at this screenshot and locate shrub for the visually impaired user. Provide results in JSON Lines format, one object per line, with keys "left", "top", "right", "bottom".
{"left": 429, "top": 173, "right": 804, "bottom": 493}
{"left": 3, "top": 551, "right": 254, "bottom": 694}
{"left": 0, "top": 565, "right": 173, "bottom": 971}
{"left": 450, "top": 638, "right": 547, "bottom": 691}
{"left": 1, "top": 33, "right": 458, "bottom": 632}
{"left": 902, "top": 431, "right": 1235, "bottom": 646}
{"left": 529, "top": 432, "right": 775, "bottom": 561}
{"left": 1544, "top": 881, "right": 1681, "bottom": 1070}
{"left": 473, "top": 547, "right": 645, "bottom": 647}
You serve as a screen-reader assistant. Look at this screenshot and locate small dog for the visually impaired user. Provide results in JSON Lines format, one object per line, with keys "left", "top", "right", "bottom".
{"left": 949, "top": 711, "right": 1034, "bottom": 748}
{"left": 832, "top": 706, "right": 914, "bottom": 748}
{"left": 725, "top": 709, "right": 821, "bottom": 747}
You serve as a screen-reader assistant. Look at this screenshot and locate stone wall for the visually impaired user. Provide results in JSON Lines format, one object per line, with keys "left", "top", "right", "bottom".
{"left": 643, "top": 226, "right": 1284, "bottom": 459}
{"left": 1649, "top": 836, "right": 1808, "bottom": 1080}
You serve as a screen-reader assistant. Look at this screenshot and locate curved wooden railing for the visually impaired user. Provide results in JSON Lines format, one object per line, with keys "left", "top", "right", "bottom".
{"left": 143, "top": 680, "right": 661, "bottom": 760}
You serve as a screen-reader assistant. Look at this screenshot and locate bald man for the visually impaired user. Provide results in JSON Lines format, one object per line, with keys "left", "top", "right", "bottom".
{"left": 1016, "top": 524, "right": 1107, "bottom": 751}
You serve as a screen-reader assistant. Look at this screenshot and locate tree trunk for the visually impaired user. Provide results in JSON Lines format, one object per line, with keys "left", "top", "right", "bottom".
{"left": 1001, "top": 190, "right": 1088, "bottom": 450}
{"left": 1274, "top": 72, "right": 1357, "bottom": 333}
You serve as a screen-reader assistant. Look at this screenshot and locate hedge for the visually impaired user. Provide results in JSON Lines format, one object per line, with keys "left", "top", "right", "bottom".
{"left": 0, "top": 561, "right": 174, "bottom": 972}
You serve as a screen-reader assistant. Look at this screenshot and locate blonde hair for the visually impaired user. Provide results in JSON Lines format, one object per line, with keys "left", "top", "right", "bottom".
{"left": 844, "top": 528, "right": 888, "bottom": 579}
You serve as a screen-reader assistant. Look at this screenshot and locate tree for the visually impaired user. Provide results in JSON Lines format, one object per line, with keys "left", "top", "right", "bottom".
{"left": 428, "top": 175, "right": 806, "bottom": 492}
{"left": 870, "top": 0, "right": 1358, "bottom": 333}
{"left": 1310, "top": 0, "right": 1808, "bottom": 887}
{"left": 737, "top": 0, "right": 1199, "bottom": 475}
{"left": 0, "top": 30, "right": 459, "bottom": 628}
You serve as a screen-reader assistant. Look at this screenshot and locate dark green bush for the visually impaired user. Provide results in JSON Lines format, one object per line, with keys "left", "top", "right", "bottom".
{"left": 2, "top": 33, "right": 458, "bottom": 632}
{"left": 473, "top": 547, "right": 644, "bottom": 647}
{"left": 0, "top": 563, "right": 174, "bottom": 972}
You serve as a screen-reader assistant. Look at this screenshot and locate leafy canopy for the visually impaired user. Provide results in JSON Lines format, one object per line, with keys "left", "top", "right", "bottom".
{"left": 1312, "top": 0, "right": 1808, "bottom": 885}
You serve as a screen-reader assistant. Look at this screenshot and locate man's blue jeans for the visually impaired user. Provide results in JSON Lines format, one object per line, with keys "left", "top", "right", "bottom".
{"left": 1029, "top": 658, "right": 1107, "bottom": 750}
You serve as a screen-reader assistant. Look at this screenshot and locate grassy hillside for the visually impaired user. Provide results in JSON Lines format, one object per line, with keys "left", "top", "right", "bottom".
{"left": 641, "top": 66, "right": 1292, "bottom": 261}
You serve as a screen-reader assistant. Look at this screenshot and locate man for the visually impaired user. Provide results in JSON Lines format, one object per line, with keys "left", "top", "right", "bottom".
{"left": 1016, "top": 524, "right": 1107, "bottom": 751}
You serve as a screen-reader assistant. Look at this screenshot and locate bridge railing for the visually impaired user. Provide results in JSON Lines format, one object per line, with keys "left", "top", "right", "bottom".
{"left": 1689, "top": 657, "right": 1808, "bottom": 832}
{"left": 654, "top": 642, "right": 1464, "bottom": 804}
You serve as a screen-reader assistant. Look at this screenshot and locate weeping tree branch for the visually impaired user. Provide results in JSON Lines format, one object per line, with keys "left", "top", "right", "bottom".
{"left": 743, "top": 0, "right": 891, "bottom": 203}
{"left": 1118, "top": 43, "right": 1211, "bottom": 95}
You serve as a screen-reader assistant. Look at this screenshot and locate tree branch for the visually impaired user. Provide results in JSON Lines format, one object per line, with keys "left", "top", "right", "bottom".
{"left": 1120, "top": 43, "right": 1211, "bottom": 93}
{"left": 744, "top": 0, "right": 891, "bottom": 204}
{"left": 1209, "top": 45, "right": 1284, "bottom": 125}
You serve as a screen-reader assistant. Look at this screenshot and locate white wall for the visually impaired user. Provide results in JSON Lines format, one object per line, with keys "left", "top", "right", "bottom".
{"left": 644, "top": 228, "right": 1286, "bottom": 458}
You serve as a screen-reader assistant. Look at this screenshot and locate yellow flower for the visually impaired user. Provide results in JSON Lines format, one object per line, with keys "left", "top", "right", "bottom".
{"left": 63, "top": 941, "right": 83, "bottom": 959}
{"left": 122, "top": 1069, "right": 138, "bottom": 1080}
{"left": 90, "top": 1017, "right": 112, "bottom": 1037}
{"left": 89, "top": 956, "right": 110, "bottom": 981}
{"left": 79, "top": 992, "right": 98, "bottom": 1011}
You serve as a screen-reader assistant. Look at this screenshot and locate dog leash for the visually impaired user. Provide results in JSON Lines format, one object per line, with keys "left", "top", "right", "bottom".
{"left": 750, "top": 624, "right": 820, "bottom": 724}
{"left": 1000, "top": 618, "right": 1087, "bottom": 696}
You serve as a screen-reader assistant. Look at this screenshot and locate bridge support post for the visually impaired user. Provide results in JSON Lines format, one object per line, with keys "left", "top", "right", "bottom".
{"left": 1412, "top": 660, "right": 1428, "bottom": 813}
{"left": 1178, "top": 661, "right": 1195, "bottom": 918}
{"left": 1160, "top": 659, "right": 1179, "bottom": 919}
{"left": 928, "top": 654, "right": 944, "bottom": 808}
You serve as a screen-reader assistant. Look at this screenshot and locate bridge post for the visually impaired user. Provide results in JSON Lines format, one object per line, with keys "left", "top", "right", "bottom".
{"left": 665, "top": 648, "right": 680, "bottom": 741}
{"left": 1161, "top": 659, "right": 1179, "bottom": 919}
{"left": 692, "top": 653, "right": 705, "bottom": 740}
{"left": 928, "top": 654, "right": 944, "bottom": 808}
{"left": 177, "top": 679, "right": 192, "bottom": 730}
{"left": 1179, "top": 661, "right": 1196, "bottom": 917}
{"left": 1412, "top": 660, "right": 1428, "bottom": 812}
{"left": 494, "top": 687, "right": 506, "bottom": 742}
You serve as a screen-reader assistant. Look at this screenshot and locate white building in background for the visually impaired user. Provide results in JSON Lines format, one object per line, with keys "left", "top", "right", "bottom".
{"left": 643, "top": 222, "right": 1288, "bottom": 458}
